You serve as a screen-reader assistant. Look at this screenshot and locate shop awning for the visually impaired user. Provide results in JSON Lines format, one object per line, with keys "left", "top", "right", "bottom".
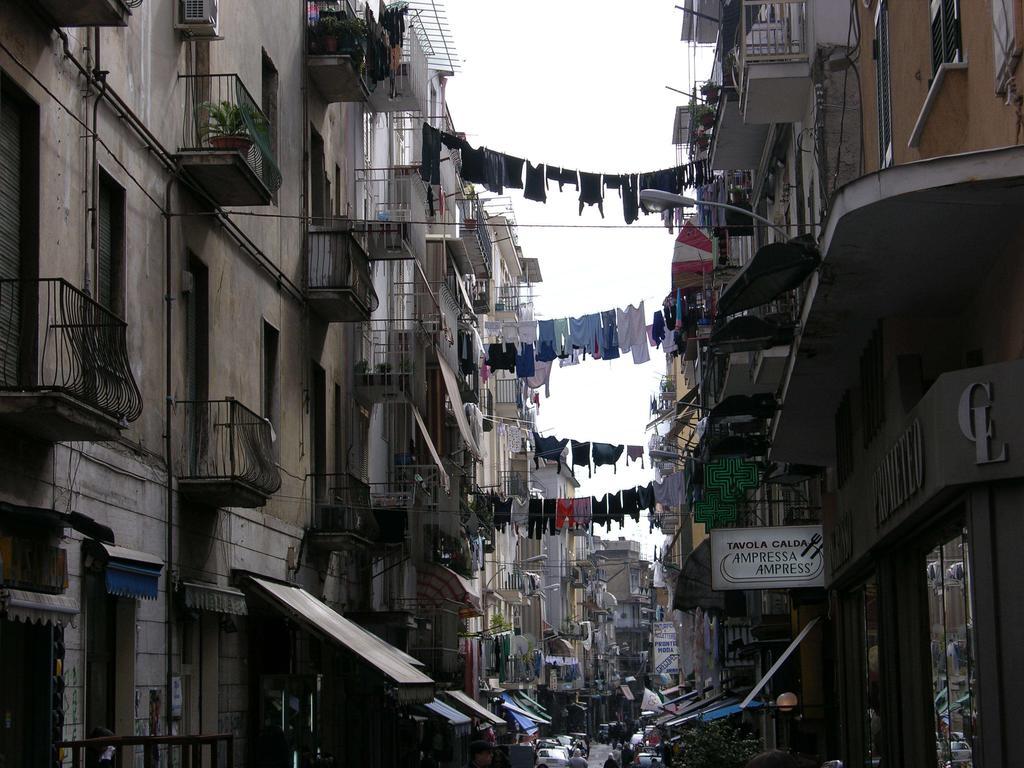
{"left": 740, "top": 617, "right": 821, "bottom": 710}
{"left": 87, "top": 543, "right": 164, "bottom": 601}
{"left": 411, "top": 403, "right": 450, "bottom": 493}
{"left": 435, "top": 349, "right": 482, "bottom": 460}
{"left": 620, "top": 685, "right": 635, "bottom": 701}
{"left": 710, "top": 315, "right": 794, "bottom": 354}
{"left": 0, "top": 588, "right": 78, "bottom": 626}
{"left": 514, "top": 691, "right": 550, "bottom": 718}
{"left": 182, "top": 581, "right": 248, "bottom": 616}
{"left": 442, "top": 689, "right": 506, "bottom": 727}
{"left": 717, "top": 240, "right": 820, "bottom": 317}
{"left": 662, "top": 692, "right": 733, "bottom": 728}
{"left": 417, "top": 562, "right": 483, "bottom": 618}
{"left": 422, "top": 698, "right": 472, "bottom": 735}
{"left": 502, "top": 703, "right": 538, "bottom": 734}
{"left": 245, "top": 576, "right": 435, "bottom": 703}
{"left": 773, "top": 145, "right": 1024, "bottom": 465}
{"left": 501, "top": 693, "right": 551, "bottom": 725}
{"left": 673, "top": 539, "right": 725, "bottom": 613}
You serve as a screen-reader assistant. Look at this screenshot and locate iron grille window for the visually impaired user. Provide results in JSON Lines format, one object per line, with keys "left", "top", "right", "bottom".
{"left": 930, "top": 0, "right": 962, "bottom": 74}
{"left": 859, "top": 326, "right": 885, "bottom": 448}
{"left": 875, "top": 1, "right": 893, "bottom": 167}
{"left": 835, "top": 391, "right": 854, "bottom": 487}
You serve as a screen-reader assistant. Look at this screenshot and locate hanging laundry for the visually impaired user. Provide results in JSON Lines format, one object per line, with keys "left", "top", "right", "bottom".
{"left": 536, "top": 320, "right": 557, "bottom": 362}
{"left": 591, "top": 494, "right": 608, "bottom": 527}
{"left": 607, "top": 491, "right": 624, "bottom": 529}
{"left": 515, "top": 343, "right": 536, "bottom": 378}
{"left": 560, "top": 348, "right": 583, "bottom": 367}
{"left": 604, "top": 174, "right": 624, "bottom": 191}
{"left": 501, "top": 320, "right": 520, "bottom": 342}
{"left": 503, "top": 154, "right": 525, "bottom": 189}
{"left": 637, "top": 482, "right": 656, "bottom": 512}
{"left": 483, "top": 148, "right": 504, "bottom": 194}
{"left": 626, "top": 445, "right": 645, "bottom": 468}
{"left": 622, "top": 487, "right": 641, "bottom": 522}
{"left": 652, "top": 310, "right": 666, "bottom": 347}
{"left": 533, "top": 433, "right": 569, "bottom": 471}
{"left": 654, "top": 472, "right": 686, "bottom": 507}
{"left": 526, "top": 360, "right": 553, "bottom": 398}
{"left": 572, "top": 497, "right": 593, "bottom": 529}
{"left": 528, "top": 499, "right": 545, "bottom": 540}
{"left": 623, "top": 173, "right": 640, "bottom": 225}
{"left": 511, "top": 497, "right": 529, "bottom": 526}
{"left": 421, "top": 124, "right": 441, "bottom": 185}
{"left": 518, "top": 319, "right": 539, "bottom": 344}
{"left": 578, "top": 171, "right": 604, "bottom": 217}
{"left": 592, "top": 443, "right": 624, "bottom": 473}
{"left": 544, "top": 499, "right": 558, "bottom": 534}
{"left": 663, "top": 329, "right": 678, "bottom": 357}
{"left": 507, "top": 427, "right": 524, "bottom": 454}
{"left": 663, "top": 296, "right": 677, "bottom": 331}
{"left": 493, "top": 498, "right": 513, "bottom": 528}
{"left": 616, "top": 301, "right": 649, "bottom": 364}
{"left": 555, "top": 498, "right": 575, "bottom": 530}
{"left": 553, "top": 318, "right": 570, "bottom": 358}
{"left": 486, "top": 342, "right": 517, "bottom": 373}
{"left": 599, "top": 309, "right": 620, "bottom": 360}
{"left": 556, "top": 167, "right": 579, "bottom": 192}
{"left": 524, "top": 161, "right": 547, "bottom": 203}
{"left": 571, "top": 440, "right": 592, "bottom": 478}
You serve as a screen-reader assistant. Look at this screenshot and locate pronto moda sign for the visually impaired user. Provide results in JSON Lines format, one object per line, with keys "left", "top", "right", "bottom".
{"left": 651, "top": 622, "right": 679, "bottom": 675}
{"left": 710, "top": 525, "right": 825, "bottom": 590}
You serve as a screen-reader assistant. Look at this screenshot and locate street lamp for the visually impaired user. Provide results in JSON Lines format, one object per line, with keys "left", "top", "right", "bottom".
{"left": 639, "top": 189, "right": 792, "bottom": 241}
{"left": 775, "top": 692, "right": 799, "bottom": 712}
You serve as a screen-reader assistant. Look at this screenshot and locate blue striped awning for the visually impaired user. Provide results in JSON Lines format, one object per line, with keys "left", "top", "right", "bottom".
{"left": 423, "top": 699, "right": 472, "bottom": 735}
{"left": 92, "top": 544, "right": 164, "bottom": 601}
{"left": 502, "top": 703, "right": 538, "bottom": 734}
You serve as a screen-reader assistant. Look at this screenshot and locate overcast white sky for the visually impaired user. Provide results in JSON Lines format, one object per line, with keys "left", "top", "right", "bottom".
{"left": 444, "top": 1, "right": 713, "bottom": 558}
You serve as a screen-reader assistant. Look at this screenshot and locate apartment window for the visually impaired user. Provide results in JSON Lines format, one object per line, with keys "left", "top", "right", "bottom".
{"left": 859, "top": 326, "right": 885, "bottom": 448}
{"left": 184, "top": 253, "right": 209, "bottom": 403}
{"left": 262, "top": 321, "right": 279, "bottom": 427}
{"left": 835, "top": 391, "right": 854, "bottom": 487}
{"left": 333, "top": 383, "right": 343, "bottom": 475}
{"left": 0, "top": 76, "right": 40, "bottom": 377}
{"left": 310, "top": 126, "right": 327, "bottom": 223}
{"left": 261, "top": 51, "right": 279, "bottom": 167}
{"left": 311, "top": 362, "right": 327, "bottom": 499}
{"left": 930, "top": 0, "right": 962, "bottom": 75}
{"left": 875, "top": 1, "right": 893, "bottom": 167}
{"left": 97, "top": 169, "right": 125, "bottom": 315}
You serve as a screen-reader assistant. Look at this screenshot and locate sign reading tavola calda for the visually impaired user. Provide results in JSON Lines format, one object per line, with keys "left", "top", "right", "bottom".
{"left": 710, "top": 525, "right": 825, "bottom": 590}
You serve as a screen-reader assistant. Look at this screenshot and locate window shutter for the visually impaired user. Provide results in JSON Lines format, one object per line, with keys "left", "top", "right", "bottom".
{"left": 0, "top": 97, "right": 23, "bottom": 378}
{"left": 97, "top": 178, "right": 114, "bottom": 310}
{"left": 930, "top": 0, "right": 962, "bottom": 73}
{"left": 875, "top": 1, "right": 893, "bottom": 167}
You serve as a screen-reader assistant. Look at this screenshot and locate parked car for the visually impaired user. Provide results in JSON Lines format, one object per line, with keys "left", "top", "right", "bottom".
{"left": 949, "top": 740, "right": 972, "bottom": 765}
{"left": 536, "top": 747, "right": 571, "bottom": 768}
{"left": 597, "top": 723, "right": 611, "bottom": 742}
{"left": 634, "top": 752, "right": 663, "bottom": 768}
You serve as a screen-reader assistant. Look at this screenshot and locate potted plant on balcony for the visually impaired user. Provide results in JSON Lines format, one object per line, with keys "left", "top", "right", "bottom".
{"left": 693, "top": 104, "right": 716, "bottom": 129}
{"left": 375, "top": 361, "right": 393, "bottom": 387}
{"left": 199, "top": 101, "right": 266, "bottom": 153}
{"left": 700, "top": 81, "right": 720, "bottom": 104}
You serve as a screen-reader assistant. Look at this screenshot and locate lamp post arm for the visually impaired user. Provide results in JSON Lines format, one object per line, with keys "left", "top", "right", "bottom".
{"left": 692, "top": 199, "right": 792, "bottom": 242}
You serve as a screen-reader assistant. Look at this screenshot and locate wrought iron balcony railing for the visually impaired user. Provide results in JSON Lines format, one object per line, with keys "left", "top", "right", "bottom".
{"left": 179, "top": 74, "right": 282, "bottom": 196}
{"left": 177, "top": 398, "right": 281, "bottom": 507}
{"left": 308, "top": 222, "right": 379, "bottom": 321}
{"left": 0, "top": 278, "right": 142, "bottom": 424}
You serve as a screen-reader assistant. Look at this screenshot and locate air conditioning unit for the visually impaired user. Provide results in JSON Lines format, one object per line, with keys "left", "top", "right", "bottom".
{"left": 176, "top": 0, "right": 220, "bottom": 37}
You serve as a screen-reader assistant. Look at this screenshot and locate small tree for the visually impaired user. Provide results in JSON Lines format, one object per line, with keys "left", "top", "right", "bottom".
{"left": 677, "top": 720, "right": 760, "bottom": 768}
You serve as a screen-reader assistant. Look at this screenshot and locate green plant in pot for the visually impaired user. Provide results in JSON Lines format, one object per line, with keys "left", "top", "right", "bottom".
{"left": 700, "top": 81, "right": 720, "bottom": 104}
{"left": 199, "top": 101, "right": 265, "bottom": 153}
{"left": 375, "top": 361, "right": 392, "bottom": 384}
{"left": 354, "top": 359, "right": 370, "bottom": 376}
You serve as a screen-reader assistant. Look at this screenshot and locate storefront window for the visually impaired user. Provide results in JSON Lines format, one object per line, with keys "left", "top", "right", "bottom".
{"left": 862, "top": 578, "right": 884, "bottom": 766}
{"left": 927, "top": 528, "right": 975, "bottom": 767}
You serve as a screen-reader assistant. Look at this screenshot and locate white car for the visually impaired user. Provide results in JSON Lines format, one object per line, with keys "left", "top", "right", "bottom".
{"left": 949, "top": 740, "right": 972, "bottom": 765}
{"left": 536, "top": 747, "right": 571, "bottom": 768}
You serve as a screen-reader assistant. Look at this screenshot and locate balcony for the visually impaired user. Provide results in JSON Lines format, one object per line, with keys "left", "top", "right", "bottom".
{"left": 306, "top": 5, "right": 371, "bottom": 103}
{"left": 307, "top": 221, "right": 378, "bottom": 322}
{"left": 472, "top": 278, "right": 491, "bottom": 314}
{"left": 738, "top": 0, "right": 811, "bottom": 124}
{"left": 309, "top": 474, "right": 381, "bottom": 548}
{"left": 457, "top": 199, "right": 492, "bottom": 278}
{"left": 35, "top": 0, "right": 134, "bottom": 27}
{"left": 366, "top": 22, "right": 428, "bottom": 113}
{"left": 493, "top": 377, "right": 520, "bottom": 417}
{"left": 499, "top": 471, "right": 530, "bottom": 499}
{"left": 481, "top": 389, "right": 494, "bottom": 432}
{"left": 710, "top": 88, "right": 770, "bottom": 171}
{"left": 176, "top": 398, "right": 281, "bottom": 508}
{"left": 177, "top": 74, "right": 282, "bottom": 207}
{"left": 353, "top": 322, "right": 418, "bottom": 404}
{"left": 357, "top": 168, "right": 429, "bottom": 261}
{"left": 0, "top": 278, "right": 142, "bottom": 442}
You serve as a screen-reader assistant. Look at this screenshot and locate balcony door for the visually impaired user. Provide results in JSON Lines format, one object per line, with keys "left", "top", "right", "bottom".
{"left": 0, "top": 76, "right": 39, "bottom": 389}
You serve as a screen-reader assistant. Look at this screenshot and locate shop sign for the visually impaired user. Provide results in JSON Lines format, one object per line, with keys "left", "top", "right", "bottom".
{"left": 874, "top": 419, "right": 924, "bottom": 529}
{"left": 651, "top": 622, "right": 679, "bottom": 675}
{"left": 710, "top": 525, "right": 825, "bottom": 590}
{"left": 0, "top": 535, "right": 68, "bottom": 592}
{"left": 958, "top": 382, "right": 1008, "bottom": 465}
{"left": 828, "top": 508, "right": 853, "bottom": 573}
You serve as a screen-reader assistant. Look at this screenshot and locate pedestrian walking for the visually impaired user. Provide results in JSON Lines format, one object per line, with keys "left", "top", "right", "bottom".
{"left": 570, "top": 748, "right": 588, "bottom": 768}
{"left": 603, "top": 754, "right": 620, "bottom": 768}
{"left": 468, "top": 740, "right": 495, "bottom": 768}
